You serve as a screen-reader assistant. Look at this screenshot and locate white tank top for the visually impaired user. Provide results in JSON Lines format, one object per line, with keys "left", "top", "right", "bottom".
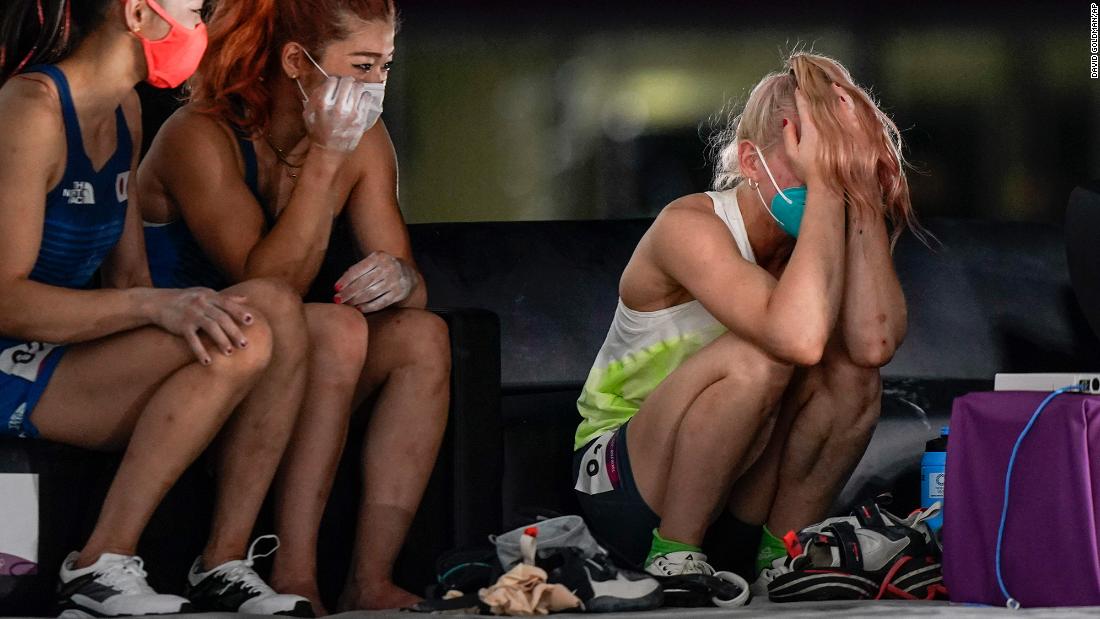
{"left": 574, "top": 189, "right": 757, "bottom": 449}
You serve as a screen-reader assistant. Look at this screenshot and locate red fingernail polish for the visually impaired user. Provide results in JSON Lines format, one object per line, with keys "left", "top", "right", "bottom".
{"left": 244, "top": 314, "right": 253, "bottom": 324}
{"left": 334, "top": 283, "right": 344, "bottom": 292}
{"left": 783, "top": 119, "right": 788, "bottom": 127}
{"left": 334, "top": 295, "right": 342, "bottom": 303}
{"left": 240, "top": 340, "right": 248, "bottom": 348}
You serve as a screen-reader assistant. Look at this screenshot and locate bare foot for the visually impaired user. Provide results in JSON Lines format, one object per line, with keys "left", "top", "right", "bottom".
{"left": 337, "top": 580, "right": 423, "bottom": 611}
{"left": 270, "top": 578, "right": 328, "bottom": 616}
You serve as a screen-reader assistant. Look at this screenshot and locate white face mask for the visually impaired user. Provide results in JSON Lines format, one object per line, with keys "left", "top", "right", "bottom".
{"left": 296, "top": 48, "right": 386, "bottom": 131}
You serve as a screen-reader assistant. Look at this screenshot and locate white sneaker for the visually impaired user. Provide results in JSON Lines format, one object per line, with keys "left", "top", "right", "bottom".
{"left": 644, "top": 551, "right": 716, "bottom": 577}
{"left": 751, "top": 555, "right": 790, "bottom": 597}
{"left": 645, "top": 551, "right": 751, "bottom": 608}
{"left": 57, "top": 551, "right": 191, "bottom": 618}
{"left": 185, "top": 535, "right": 313, "bottom": 616}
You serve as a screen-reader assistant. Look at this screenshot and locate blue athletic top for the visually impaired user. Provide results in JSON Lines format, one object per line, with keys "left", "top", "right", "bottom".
{"left": 144, "top": 132, "right": 267, "bottom": 290}
{"left": 0, "top": 64, "right": 132, "bottom": 437}
{"left": 24, "top": 65, "right": 131, "bottom": 288}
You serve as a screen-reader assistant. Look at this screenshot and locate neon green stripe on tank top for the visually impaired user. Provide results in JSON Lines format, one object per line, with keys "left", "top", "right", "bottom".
{"left": 574, "top": 323, "right": 726, "bottom": 450}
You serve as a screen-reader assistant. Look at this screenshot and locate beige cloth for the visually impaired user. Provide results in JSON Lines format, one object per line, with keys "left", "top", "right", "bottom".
{"left": 478, "top": 563, "right": 583, "bottom": 616}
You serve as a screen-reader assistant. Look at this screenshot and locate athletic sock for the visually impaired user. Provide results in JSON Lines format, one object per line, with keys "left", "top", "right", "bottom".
{"left": 645, "top": 528, "right": 703, "bottom": 567}
{"left": 755, "top": 525, "right": 788, "bottom": 573}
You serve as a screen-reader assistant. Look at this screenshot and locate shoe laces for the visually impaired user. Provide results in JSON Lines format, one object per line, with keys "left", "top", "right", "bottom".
{"left": 95, "top": 556, "right": 156, "bottom": 596}
{"left": 211, "top": 535, "right": 281, "bottom": 597}
{"left": 583, "top": 553, "right": 617, "bottom": 577}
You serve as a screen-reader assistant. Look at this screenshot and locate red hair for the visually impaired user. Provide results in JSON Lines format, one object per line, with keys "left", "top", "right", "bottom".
{"left": 191, "top": 0, "right": 396, "bottom": 136}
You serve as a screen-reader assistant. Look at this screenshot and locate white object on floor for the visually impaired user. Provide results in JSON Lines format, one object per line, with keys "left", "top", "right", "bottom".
{"left": 994, "top": 373, "right": 1100, "bottom": 393}
{"left": 0, "top": 473, "right": 38, "bottom": 572}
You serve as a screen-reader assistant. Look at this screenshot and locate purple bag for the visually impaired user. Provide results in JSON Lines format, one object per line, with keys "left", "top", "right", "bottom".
{"left": 943, "top": 391, "right": 1100, "bottom": 607}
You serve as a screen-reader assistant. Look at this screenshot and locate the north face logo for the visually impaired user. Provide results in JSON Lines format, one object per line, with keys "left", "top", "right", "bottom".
{"left": 62, "top": 181, "right": 95, "bottom": 205}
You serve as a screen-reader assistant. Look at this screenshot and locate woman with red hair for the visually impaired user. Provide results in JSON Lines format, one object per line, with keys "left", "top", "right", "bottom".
{"left": 139, "top": 0, "right": 449, "bottom": 611}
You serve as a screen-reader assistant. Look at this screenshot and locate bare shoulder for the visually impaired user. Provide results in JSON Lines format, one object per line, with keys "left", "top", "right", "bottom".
{"left": 355, "top": 118, "right": 396, "bottom": 156}
{"left": 348, "top": 117, "right": 396, "bottom": 174}
{"left": 649, "top": 192, "right": 730, "bottom": 248}
{"left": 147, "top": 104, "right": 241, "bottom": 173}
{"left": 157, "top": 104, "right": 235, "bottom": 149}
{"left": 0, "top": 76, "right": 65, "bottom": 149}
{"left": 625, "top": 193, "right": 728, "bottom": 292}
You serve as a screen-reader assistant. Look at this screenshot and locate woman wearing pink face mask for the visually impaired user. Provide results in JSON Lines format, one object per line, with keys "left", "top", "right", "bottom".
{"left": 0, "top": 2, "right": 315, "bottom": 616}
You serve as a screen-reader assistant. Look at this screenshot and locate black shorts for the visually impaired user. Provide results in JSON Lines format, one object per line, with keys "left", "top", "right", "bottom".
{"left": 572, "top": 421, "right": 659, "bottom": 567}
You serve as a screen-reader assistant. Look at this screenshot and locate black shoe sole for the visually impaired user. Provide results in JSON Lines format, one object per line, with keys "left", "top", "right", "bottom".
{"left": 586, "top": 587, "right": 664, "bottom": 612}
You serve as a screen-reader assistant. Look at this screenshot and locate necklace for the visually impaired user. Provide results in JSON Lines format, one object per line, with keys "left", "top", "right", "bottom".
{"left": 264, "top": 134, "right": 305, "bottom": 180}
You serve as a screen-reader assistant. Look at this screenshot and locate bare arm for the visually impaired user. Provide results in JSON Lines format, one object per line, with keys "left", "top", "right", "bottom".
{"left": 840, "top": 201, "right": 907, "bottom": 367}
{"left": 831, "top": 83, "right": 908, "bottom": 367}
{"left": 647, "top": 89, "right": 846, "bottom": 365}
{"left": 147, "top": 109, "right": 345, "bottom": 295}
{"left": 0, "top": 80, "right": 257, "bottom": 362}
{"left": 651, "top": 182, "right": 845, "bottom": 366}
{"left": 0, "top": 80, "right": 164, "bottom": 343}
{"left": 334, "top": 120, "right": 427, "bottom": 311}
{"left": 150, "top": 78, "right": 376, "bottom": 295}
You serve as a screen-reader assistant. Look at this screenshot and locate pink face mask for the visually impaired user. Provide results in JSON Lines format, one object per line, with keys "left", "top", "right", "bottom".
{"left": 131, "top": 0, "right": 208, "bottom": 89}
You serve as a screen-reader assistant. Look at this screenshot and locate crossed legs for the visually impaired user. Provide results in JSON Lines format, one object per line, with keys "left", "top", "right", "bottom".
{"left": 31, "top": 279, "right": 308, "bottom": 570}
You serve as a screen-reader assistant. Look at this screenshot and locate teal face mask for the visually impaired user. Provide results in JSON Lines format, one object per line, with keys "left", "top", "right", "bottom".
{"left": 752, "top": 144, "right": 806, "bottom": 237}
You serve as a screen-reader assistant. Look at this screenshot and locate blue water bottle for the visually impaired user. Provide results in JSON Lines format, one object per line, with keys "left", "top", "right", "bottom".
{"left": 920, "top": 426, "right": 948, "bottom": 534}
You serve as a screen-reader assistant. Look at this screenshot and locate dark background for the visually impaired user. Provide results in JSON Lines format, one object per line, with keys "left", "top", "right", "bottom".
{"left": 146, "top": 0, "right": 1099, "bottom": 225}
{"left": 387, "top": 0, "right": 1099, "bottom": 224}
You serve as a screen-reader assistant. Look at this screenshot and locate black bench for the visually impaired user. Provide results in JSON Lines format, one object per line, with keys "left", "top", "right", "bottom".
{"left": 4, "top": 184, "right": 1099, "bottom": 613}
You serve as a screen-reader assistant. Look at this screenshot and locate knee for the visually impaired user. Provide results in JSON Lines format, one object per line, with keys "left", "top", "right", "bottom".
{"left": 207, "top": 311, "right": 274, "bottom": 380}
{"left": 307, "top": 304, "right": 369, "bottom": 384}
{"left": 390, "top": 309, "right": 451, "bottom": 377}
{"left": 708, "top": 337, "right": 794, "bottom": 428}
{"left": 722, "top": 341, "right": 794, "bottom": 406}
{"left": 232, "top": 278, "right": 307, "bottom": 341}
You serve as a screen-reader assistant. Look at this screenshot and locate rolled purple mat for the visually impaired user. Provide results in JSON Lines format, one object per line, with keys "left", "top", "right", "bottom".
{"left": 0, "top": 552, "right": 37, "bottom": 576}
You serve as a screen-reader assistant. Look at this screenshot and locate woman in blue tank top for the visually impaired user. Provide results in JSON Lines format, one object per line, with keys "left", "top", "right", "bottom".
{"left": 0, "top": 2, "right": 314, "bottom": 616}
{"left": 139, "top": 0, "right": 450, "bottom": 611}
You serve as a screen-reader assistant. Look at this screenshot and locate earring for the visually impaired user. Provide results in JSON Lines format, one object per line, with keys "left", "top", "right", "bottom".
{"left": 747, "top": 178, "right": 759, "bottom": 190}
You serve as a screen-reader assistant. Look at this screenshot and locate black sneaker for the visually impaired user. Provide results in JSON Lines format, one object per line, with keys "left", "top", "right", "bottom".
{"left": 540, "top": 547, "right": 664, "bottom": 613}
{"left": 57, "top": 552, "right": 191, "bottom": 618}
{"left": 185, "top": 536, "right": 313, "bottom": 617}
{"left": 766, "top": 503, "right": 947, "bottom": 603}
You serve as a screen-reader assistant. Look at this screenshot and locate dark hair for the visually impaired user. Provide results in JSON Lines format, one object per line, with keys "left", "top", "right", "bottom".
{"left": 192, "top": 0, "right": 398, "bottom": 135}
{"left": 0, "top": 0, "right": 115, "bottom": 83}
